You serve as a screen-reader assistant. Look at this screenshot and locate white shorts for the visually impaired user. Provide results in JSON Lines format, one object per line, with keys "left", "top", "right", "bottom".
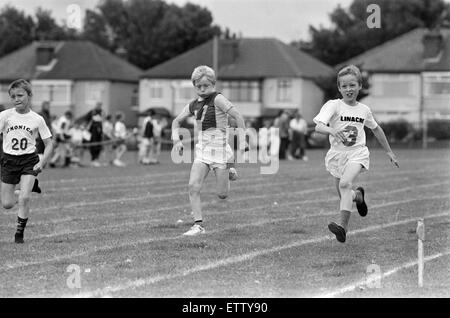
{"left": 194, "top": 142, "right": 234, "bottom": 170}
{"left": 325, "top": 146, "right": 370, "bottom": 179}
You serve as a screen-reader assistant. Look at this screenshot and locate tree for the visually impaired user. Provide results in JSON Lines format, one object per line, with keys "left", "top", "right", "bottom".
{"left": 82, "top": 9, "right": 114, "bottom": 50}
{"left": 34, "top": 7, "right": 70, "bottom": 41}
{"left": 298, "top": 0, "right": 450, "bottom": 66}
{"left": 82, "top": 0, "right": 221, "bottom": 69}
{"left": 0, "top": 6, "right": 35, "bottom": 57}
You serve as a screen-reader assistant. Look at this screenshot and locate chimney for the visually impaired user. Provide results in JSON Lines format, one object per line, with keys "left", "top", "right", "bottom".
{"left": 36, "top": 44, "right": 55, "bottom": 66}
{"left": 219, "top": 39, "right": 239, "bottom": 68}
{"left": 422, "top": 28, "right": 444, "bottom": 61}
{"left": 115, "top": 46, "right": 127, "bottom": 59}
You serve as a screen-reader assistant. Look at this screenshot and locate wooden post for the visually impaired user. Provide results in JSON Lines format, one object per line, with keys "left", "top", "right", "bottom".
{"left": 416, "top": 219, "right": 425, "bottom": 287}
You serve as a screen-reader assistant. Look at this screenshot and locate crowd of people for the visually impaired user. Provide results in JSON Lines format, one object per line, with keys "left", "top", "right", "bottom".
{"left": 46, "top": 104, "right": 131, "bottom": 168}
{"left": 36, "top": 102, "right": 169, "bottom": 168}
{"left": 244, "top": 109, "right": 309, "bottom": 162}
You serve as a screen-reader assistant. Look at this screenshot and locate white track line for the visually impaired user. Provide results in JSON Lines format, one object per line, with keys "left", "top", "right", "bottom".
{"left": 40, "top": 166, "right": 447, "bottom": 193}
{"left": 315, "top": 251, "right": 450, "bottom": 298}
{"left": 2, "top": 180, "right": 446, "bottom": 241}
{"left": 41, "top": 154, "right": 450, "bottom": 185}
{"left": 5, "top": 168, "right": 438, "bottom": 218}
{"left": 2, "top": 194, "right": 448, "bottom": 272}
{"left": 65, "top": 211, "right": 450, "bottom": 298}
{"left": 42, "top": 168, "right": 301, "bottom": 193}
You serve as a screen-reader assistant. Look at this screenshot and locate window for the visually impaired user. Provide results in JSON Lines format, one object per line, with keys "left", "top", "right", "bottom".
{"left": 52, "top": 85, "right": 71, "bottom": 103}
{"left": 424, "top": 75, "right": 450, "bottom": 96}
{"left": 177, "top": 86, "right": 196, "bottom": 100}
{"left": 220, "top": 81, "right": 260, "bottom": 102}
{"left": 380, "top": 81, "right": 412, "bottom": 96}
{"left": 277, "top": 79, "right": 292, "bottom": 102}
{"left": 31, "top": 81, "right": 72, "bottom": 105}
{"left": 149, "top": 82, "right": 163, "bottom": 99}
{"left": 371, "top": 74, "right": 417, "bottom": 97}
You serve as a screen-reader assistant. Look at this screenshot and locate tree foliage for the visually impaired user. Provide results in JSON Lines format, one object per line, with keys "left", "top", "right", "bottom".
{"left": 0, "top": 6, "right": 35, "bottom": 57}
{"left": 0, "top": 6, "right": 80, "bottom": 58}
{"left": 82, "top": 0, "right": 221, "bottom": 69}
{"left": 298, "top": 0, "right": 450, "bottom": 66}
{"left": 0, "top": 0, "right": 223, "bottom": 69}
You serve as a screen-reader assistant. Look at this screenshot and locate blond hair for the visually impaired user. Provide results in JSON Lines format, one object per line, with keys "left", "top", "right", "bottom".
{"left": 337, "top": 65, "right": 362, "bottom": 87}
{"left": 191, "top": 65, "right": 216, "bottom": 85}
{"left": 8, "top": 79, "right": 33, "bottom": 96}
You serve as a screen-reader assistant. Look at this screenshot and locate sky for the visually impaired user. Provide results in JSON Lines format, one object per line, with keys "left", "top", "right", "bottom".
{"left": 0, "top": 0, "right": 360, "bottom": 42}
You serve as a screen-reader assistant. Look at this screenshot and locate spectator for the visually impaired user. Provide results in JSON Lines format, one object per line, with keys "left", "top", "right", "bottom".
{"left": 289, "top": 110, "right": 308, "bottom": 161}
{"left": 150, "top": 115, "right": 167, "bottom": 164}
{"left": 113, "top": 112, "right": 127, "bottom": 167}
{"left": 102, "top": 114, "right": 114, "bottom": 165}
{"left": 49, "top": 111, "right": 73, "bottom": 167}
{"left": 258, "top": 119, "right": 272, "bottom": 163}
{"left": 138, "top": 110, "right": 154, "bottom": 165}
{"left": 87, "top": 109, "right": 103, "bottom": 167}
{"left": 75, "top": 101, "right": 102, "bottom": 125}
{"left": 274, "top": 110, "right": 291, "bottom": 160}
{"left": 69, "top": 123, "right": 87, "bottom": 167}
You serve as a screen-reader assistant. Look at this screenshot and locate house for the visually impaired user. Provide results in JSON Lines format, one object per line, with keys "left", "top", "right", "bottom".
{"left": 0, "top": 41, "right": 142, "bottom": 126}
{"left": 139, "top": 37, "right": 334, "bottom": 123}
{"left": 340, "top": 28, "right": 450, "bottom": 125}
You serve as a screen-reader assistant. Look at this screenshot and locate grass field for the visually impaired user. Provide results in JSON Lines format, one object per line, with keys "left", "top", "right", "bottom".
{"left": 0, "top": 147, "right": 449, "bottom": 298}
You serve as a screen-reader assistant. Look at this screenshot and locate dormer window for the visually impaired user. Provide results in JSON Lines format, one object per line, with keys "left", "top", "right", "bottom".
{"left": 36, "top": 44, "right": 58, "bottom": 72}
{"left": 422, "top": 29, "right": 444, "bottom": 63}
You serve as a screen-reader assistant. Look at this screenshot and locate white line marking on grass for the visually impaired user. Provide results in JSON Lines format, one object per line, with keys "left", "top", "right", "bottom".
{"left": 10, "top": 168, "right": 434, "bottom": 218}
{"left": 7, "top": 177, "right": 329, "bottom": 216}
{"left": 19, "top": 175, "right": 446, "bottom": 225}
{"left": 2, "top": 193, "right": 449, "bottom": 273}
{"left": 65, "top": 211, "right": 450, "bottom": 298}
{"left": 315, "top": 251, "right": 450, "bottom": 298}
{"left": 41, "top": 166, "right": 445, "bottom": 193}
{"left": 33, "top": 167, "right": 446, "bottom": 210}
{"left": 1, "top": 177, "right": 447, "bottom": 243}
{"left": 42, "top": 169, "right": 189, "bottom": 185}
{"left": 42, "top": 168, "right": 298, "bottom": 194}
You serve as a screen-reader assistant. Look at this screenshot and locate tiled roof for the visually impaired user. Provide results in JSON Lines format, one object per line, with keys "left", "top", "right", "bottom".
{"left": 142, "top": 38, "right": 334, "bottom": 79}
{"left": 339, "top": 28, "right": 450, "bottom": 72}
{"left": 0, "top": 41, "right": 142, "bottom": 82}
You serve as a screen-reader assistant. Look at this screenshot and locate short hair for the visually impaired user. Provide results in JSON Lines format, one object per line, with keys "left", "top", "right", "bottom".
{"left": 8, "top": 79, "right": 33, "bottom": 96}
{"left": 116, "top": 112, "right": 124, "bottom": 120}
{"left": 191, "top": 65, "right": 216, "bottom": 86}
{"left": 337, "top": 65, "right": 362, "bottom": 87}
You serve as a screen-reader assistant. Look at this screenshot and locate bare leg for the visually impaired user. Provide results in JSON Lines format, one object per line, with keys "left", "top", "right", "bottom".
{"left": 1, "top": 182, "right": 17, "bottom": 210}
{"left": 188, "top": 162, "right": 210, "bottom": 222}
{"left": 338, "top": 162, "right": 363, "bottom": 231}
{"left": 17, "top": 175, "right": 36, "bottom": 219}
{"left": 214, "top": 167, "right": 230, "bottom": 200}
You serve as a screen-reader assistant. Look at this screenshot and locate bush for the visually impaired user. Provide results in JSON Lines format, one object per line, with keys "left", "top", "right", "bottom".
{"left": 377, "top": 120, "right": 414, "bottom": 142}
{"left": 427, "top": 119, "right": 450, "bottom": 140}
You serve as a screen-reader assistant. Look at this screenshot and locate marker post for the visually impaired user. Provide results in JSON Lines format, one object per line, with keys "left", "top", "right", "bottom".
{"left": 416, "top": 219, "right": 425, "bottom": 287}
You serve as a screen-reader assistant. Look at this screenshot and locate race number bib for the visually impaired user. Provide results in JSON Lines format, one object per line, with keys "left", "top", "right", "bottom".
{"left": 342, "top": 125, "right": 358, "bottom": 146}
